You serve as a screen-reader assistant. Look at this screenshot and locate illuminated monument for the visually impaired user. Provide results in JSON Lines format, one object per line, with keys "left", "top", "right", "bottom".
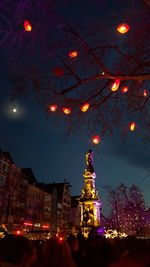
{"left": 79, "top": 150, "right": 101, "bottom": 237}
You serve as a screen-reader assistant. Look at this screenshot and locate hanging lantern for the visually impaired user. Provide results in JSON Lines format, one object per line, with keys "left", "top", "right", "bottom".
{"left": 117, "top": 24, "right": 130, "bottom": 34}
{"left": 81, "top": 103, "right": 90, "bottom": 112}
{"left": 111, "top": 79, "right": 120, "bottom": 92}
{"left": 69, "top": 50, "right": 78, "bottom": 58}
{"left": 130, "top": 122, "right": 135, "bottom": 131}
{"left": 143, "top": 89, "right": 147, "bottom": 97}
{"left": 49, "top": 105, "right": 57, "bottom": 112}
{"left": 121, "top": 87, "right": 128, "bottom": 93}
{"left": 52, "top": 68, "right": 64, "bottom": 77}
{"left": 62, "top": 107, "right": 71, "bottom": 114}
{"left": 92, "top": 136, "right": 100, "bottom": 144}
{"left": 24, "top": 20, "right": 32, "bottom": 31}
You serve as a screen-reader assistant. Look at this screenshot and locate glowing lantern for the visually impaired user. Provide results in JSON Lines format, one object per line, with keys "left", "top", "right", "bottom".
{"left": 52, "top": 68, "right": 64, "bottom": 77}
{"left": 92, "top": 136, "right": 100, "bottom": 144}
{"left": 15, "top": 230, "right": 21, "bottom": 235}
{"left": 81, "top": 103, "right": 90, "bottom": 112}
{"left": 122, "top": 87, "right": 128, "bottom": 93}
{"left": 69, "top": 50, "right": 78, "bottom": 58}
{"left": 130, "top": 122, "right": 135, "bottom": 131}
{"left": 49, "top": 105, "right": 57, "bottom": 112}
{"left": 111, "top": 79, "right": 120, "bottom": 92}
{"left": 143, "top": 89, "right": 147, "bottom": 97}
{"left": 59, "top": 237, "right": 64, "bottom": 241}
{"left": 117, "top": 24, "right": 130, "bottom": 34}
{"left": 24, "top": 20, "right": 32, "bottom": 32}
{"left": 62, "top": 107, "right": 71, "bottom": 114}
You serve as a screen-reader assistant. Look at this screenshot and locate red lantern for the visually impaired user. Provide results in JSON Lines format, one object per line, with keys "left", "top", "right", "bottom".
{"left": 24, "top": 20, "right": 32, "bottom": 32}
{"left": 52, "top": 68, "right": 64, "bottom": 77}
{"left": 81, "top": 103, "right": 90, "bottom": 112}
{"left": 121, "top": 87, "right": 128, "bottom": 93}
{"left": 92, "top": 136, "right": 100, "bottom": 144}
{"left": 49, "top": 105, "right": 57, "bottom": 112}
{"left": 69, "top": 50, "right": 78, "bottom": 58}
{"left": 111, "top": 79, "right": 120, "bottom": 92}
{"left": 62, "top": 107, "right": 71, "bottom": 114}
{"left": 117, "top": 24, "right": 130, "bottom": 34}
{"left": 15, "top": 230, "right": 21, "bottom": 235}
{"left": 143, "top": 89, "right": 147, "bottom": 97}
{"left": 130, "top": 122, "right": 135, "bottom": 131}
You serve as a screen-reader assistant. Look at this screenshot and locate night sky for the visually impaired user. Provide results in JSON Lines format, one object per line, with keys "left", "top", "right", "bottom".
{"left": 0, "top": 0, "right": 150, "bottom": 216}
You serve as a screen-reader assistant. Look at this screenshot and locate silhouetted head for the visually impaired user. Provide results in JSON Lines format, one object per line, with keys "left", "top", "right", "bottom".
{"left": 41, "top": 238, "right": 76, "bottom": 267}
{"left": 0, "top": 234, "right": 32, "bottom": 265}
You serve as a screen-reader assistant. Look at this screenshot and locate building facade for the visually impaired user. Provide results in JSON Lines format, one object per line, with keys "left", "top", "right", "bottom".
{"left": 37, "top": 180, "right": 71, "bottom": 232}
{"left": 0, "top": 152, "right": 28, "bottom": 231}
{"left": 0, "top": 151, "right": 53, "bottom": 232}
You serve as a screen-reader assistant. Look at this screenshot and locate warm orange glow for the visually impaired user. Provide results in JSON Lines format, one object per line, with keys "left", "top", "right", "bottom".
{"left": 62, "top": 107, "right": 71, "bottom": 114}
{"left": 130, "top": 122, "right": 135, "bottom": 131}
{"left": 92, "top": 136, "right": 100, "bottom": 144}
{"left": 143, "top": 89, "right": 147, "bottom": 97}
{"left": 24, "top": 20, "right": 32, "bottom": 31}
{"left": 111, "top": 79, "right": 120, "bottom": 92}
{"left": 121, "top": 87, "right": 128, "bottom": 93}
{"left": 69, "top": 50, "right": 78, "bottom": 58}
{"left": 81, "top": 103, "right": 90, "bottom": 112}
{"left": 49, "top": 105, "right": 57, "bottom": 112}
{"left": 117, "top": 24, "right": 130, "bottom": 34}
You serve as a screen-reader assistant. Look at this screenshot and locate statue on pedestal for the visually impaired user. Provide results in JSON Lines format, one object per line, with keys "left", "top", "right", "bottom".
{"left": 86, "top": 149, "right": 94, "bottom": 174}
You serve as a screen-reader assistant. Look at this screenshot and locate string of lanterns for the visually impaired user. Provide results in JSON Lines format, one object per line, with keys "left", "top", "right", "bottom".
{"left": 23, "top": 20, "right": 146, "bottom": 143}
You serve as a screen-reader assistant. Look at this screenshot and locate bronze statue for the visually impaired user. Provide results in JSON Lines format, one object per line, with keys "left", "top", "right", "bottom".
{"left": 86, "top": 149, "right": 94, "bottom": 173}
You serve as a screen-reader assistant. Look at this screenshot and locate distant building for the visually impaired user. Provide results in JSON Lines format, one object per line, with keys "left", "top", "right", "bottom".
{"left": 0, "top": 150, "right": 72, "bottom": 234}
{"left": 24, "top": 184, "right": 52, "bottom": 231}
{"left": 37, "top": 180, "right": 71, "bottom": 231}
{"left": 0, "top": 151, "right": 53, "bottom": 232}
{"left": 0, "top": 151, "right": 28, "bottom": 230}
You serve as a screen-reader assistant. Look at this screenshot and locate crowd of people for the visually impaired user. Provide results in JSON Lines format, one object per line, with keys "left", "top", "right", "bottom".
{"left": 0, "top": 232, "right": 150, "bottom": 267}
